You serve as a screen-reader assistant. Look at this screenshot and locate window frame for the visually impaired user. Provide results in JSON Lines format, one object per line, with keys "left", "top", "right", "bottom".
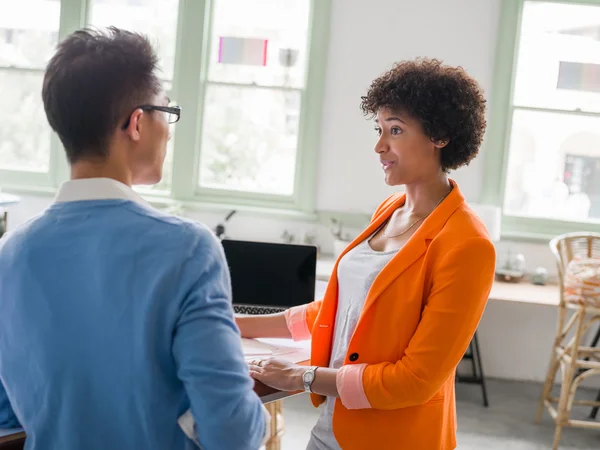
{"left": 0, "top": 0, "right": 80, "bottom": 190}
{"left": 483, "top": 0, "right": 600, "bottom": 241}
{"left": 0, "top": 0, "right": 331, "bottom": 218}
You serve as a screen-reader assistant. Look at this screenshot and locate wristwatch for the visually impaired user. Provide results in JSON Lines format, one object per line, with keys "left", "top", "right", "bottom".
{"left": 302, "top": 366, "right": 318, "bottom": 392}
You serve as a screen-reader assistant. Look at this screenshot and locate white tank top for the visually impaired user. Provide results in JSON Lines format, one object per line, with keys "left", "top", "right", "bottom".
{"left": 307, "top": 235, "right": 398, "bottom": 450}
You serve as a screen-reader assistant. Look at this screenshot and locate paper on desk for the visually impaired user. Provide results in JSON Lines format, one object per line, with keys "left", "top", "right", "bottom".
{"left": 241, "top": 338, "right": 275, "bottom": 357}
{"left": 243, "top": 338, "right": 311, "bottom": 364}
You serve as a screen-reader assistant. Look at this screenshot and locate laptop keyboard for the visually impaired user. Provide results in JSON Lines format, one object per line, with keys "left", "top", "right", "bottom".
{"left": 233, "top": 305, "right": 286, "bottom": 315}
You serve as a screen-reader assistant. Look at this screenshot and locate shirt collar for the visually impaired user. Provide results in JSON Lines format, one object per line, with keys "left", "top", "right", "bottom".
{"left": 54, "top": 178, "right": 150, "bottom": 207}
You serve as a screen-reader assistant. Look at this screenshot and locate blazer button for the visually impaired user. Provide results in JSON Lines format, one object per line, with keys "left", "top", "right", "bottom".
{"left": 349, "top": 353, "right": 359, "bottom": 362}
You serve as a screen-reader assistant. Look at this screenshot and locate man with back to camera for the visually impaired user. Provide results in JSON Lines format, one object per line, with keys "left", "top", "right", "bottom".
{"left": 0, "top": 27, "right": 268, "bottom": 450}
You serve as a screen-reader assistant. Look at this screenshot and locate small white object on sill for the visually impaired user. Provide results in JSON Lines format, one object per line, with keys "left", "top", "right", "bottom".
{"left": 0, "top": 192, "right": 20, "bottom": 207}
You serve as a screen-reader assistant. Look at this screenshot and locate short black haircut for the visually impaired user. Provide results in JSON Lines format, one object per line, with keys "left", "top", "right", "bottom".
{"left": 360, "top": 58, "right": 487, "bottom": 172}
{"left": 42, "top": 27, "right": 162, "bottom": 163}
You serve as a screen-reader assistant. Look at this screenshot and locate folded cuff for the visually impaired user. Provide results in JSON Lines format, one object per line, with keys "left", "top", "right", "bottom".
{"left": 284, "top": 305, "right": 311, "bottom": 341}
{"left": 337, "top": 364, "right": 371, "bottom": 410}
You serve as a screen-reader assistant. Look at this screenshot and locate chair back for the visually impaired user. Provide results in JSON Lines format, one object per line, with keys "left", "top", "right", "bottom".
{"left": 550, "top": 232, "right": 600, "bottom": 303}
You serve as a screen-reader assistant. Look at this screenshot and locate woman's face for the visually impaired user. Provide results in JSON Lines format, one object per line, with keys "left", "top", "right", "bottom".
{"left": 374, "top": 107, "right": 446, "bottom": 186}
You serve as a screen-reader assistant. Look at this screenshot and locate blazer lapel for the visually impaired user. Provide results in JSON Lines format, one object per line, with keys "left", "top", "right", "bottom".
{"left": 318, "top": 195, "right": 405, "bottom": 326}
{"left": 359, "top": 180, "right": 466, "bottom": 319}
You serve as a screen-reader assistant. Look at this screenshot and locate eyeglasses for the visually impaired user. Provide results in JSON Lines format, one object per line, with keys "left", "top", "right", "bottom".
{"left": 121, "top": 103, "right": 181, "bottom": 129}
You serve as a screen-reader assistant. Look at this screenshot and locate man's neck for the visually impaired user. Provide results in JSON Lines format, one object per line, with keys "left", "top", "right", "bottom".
{"left": 70, "top": 159, "right": 132, "bottom": 187}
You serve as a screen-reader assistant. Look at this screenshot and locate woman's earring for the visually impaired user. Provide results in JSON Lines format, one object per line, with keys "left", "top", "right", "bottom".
{"left": 431, "top": 137, "right": 449, "bottom": 147}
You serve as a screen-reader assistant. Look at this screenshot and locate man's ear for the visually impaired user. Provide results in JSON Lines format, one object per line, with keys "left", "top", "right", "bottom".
{"left": 124, "top": 109, "right": 144, "bottom": 142}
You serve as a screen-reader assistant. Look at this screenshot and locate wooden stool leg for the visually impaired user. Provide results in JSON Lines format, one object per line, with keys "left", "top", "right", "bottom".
{"left": 553, "top": 361, "right": 572, "bottom": 450}
{"left": 536, "top": 349, "right": 560, "bottom": 424}
{"left": 553, "top": 308, "right": 586, "bottom": 450}
{"left": 264, "top": 400, "right": 284, "bottom": 450}
{"left": 552, "top": 424, "right": 563, "bottom": 450}
{"left": 537, "top": 303, "right": 569, "bottom": 425}
{"left": 588, "top": 325, "right": 600, "bottom": 419}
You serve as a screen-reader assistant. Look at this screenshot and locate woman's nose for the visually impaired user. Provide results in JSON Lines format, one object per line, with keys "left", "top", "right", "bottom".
{"left": 374, "top": 137, "right": 386, "bottom": 154}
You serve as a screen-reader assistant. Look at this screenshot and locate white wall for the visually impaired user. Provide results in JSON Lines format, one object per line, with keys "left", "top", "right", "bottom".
{"left": 4, "top": 0, "right": 582, "bottom": 386}
{"left": 317, "top": 0, "right": 500, "bottom": 213}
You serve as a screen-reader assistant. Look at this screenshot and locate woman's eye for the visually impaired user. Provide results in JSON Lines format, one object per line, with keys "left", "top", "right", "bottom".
{"left": 391, "top": 127, "right": 402, "bottom": 135}
{"left": 374, "top": 127, "right": 382, "bottom": 136}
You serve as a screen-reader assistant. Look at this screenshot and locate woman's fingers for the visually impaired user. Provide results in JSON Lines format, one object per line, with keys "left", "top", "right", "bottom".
{"left": 248, "top": 360, "right": 265, "bottom": 378}
{"left": 248, "top": 359, "right": 266, "bottom": 367}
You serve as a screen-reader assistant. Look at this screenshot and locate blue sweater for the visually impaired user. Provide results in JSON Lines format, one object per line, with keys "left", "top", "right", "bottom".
{"left": 0, "top": 199, "right": 266, "bottom": 450}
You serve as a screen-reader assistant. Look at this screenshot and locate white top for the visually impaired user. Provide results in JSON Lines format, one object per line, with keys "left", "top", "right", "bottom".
{"left": 307, "top": 236, "right": 398, "bottom": 450}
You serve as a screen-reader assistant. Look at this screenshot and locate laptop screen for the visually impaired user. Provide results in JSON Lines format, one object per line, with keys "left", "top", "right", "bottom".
{"left": 221, "top": 239, "right": 317, "bottom": 309}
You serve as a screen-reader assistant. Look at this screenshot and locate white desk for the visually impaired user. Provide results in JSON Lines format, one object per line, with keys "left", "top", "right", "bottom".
{"left": 489, "top": 279, "right": 559, "bottom": 306}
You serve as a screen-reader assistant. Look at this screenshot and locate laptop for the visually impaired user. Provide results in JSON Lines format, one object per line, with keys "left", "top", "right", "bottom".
{"left": 221, "top": 239, "right": 317, "bottom": 315}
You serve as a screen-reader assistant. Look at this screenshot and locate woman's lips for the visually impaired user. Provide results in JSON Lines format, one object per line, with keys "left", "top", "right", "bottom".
{"left": 381, "top": 160, "right": 395, "bottom": 171}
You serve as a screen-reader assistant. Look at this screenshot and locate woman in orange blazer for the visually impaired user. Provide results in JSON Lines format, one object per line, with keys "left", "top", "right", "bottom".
{"left": 238, "top": 58, "right": 496, "bottom": 450}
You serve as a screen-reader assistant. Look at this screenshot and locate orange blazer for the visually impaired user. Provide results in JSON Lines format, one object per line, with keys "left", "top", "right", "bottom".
{"left": 293, "top": 181, "right": 495, "bottom": 449}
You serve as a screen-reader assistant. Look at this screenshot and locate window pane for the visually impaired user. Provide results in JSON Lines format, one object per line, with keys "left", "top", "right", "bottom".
{"left": 514, "top": 1, "right": 600, "bottom": 113}
{"left": 198, "top": 84, "right": 300, "bottom": 195}
{"left": 503, "top": 108, "right": 600, "bottom": 222}
{"left": 89, "top": 0, "right": 180, "bottom": 81}
{"left": 208, "top": 0, "right": 311, "bottom": 88}
{"left": 0, "top": 71, "right": 51, "bottom": 171}
{"left": 0, "top": 0, "right": 60, "bottom": 69}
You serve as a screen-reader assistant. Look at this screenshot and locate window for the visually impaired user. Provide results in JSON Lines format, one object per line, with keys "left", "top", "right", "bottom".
{"left": 0, "top": 0, "right": 329, "bottom": 215}
{"left": 0, "top": 0, "right": 61, "bottom": 174}
{"left": 197, "top": 0, "right": 310, "bottom": 196}
{"left": 485, "top": 0, "right": 600, "bottom": 238}
{"left": 89, "top": 0, "right": 179, "bottom": 82}
{"left": 88, "top": 0, "right": 180, "bottom": 191}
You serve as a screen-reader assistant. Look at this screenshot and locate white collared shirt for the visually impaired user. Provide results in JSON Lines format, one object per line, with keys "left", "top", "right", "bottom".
{"left": 54, "top": 178, "right": 150, "bottom": 206}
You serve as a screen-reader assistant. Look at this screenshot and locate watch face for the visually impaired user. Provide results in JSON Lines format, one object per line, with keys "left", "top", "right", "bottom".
{"left": 303, "top": 370, "right": 315, "bottom": 383}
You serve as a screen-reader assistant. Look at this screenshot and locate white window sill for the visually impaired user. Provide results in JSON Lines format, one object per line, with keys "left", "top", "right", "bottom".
{"left": 1, "top": 184, "right": 318, "bottom": 222}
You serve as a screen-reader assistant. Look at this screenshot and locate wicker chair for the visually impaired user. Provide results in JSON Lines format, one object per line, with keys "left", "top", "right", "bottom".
{"left": 535, "top": 232, "right": 600, "bottom": 449}
{"left": 264, "top": 400, "right": 285, "bottom": 450}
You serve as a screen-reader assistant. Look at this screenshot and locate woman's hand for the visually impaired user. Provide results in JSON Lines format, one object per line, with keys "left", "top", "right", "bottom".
{"left": 248, "top": 358, "right": 305, "bottom": 392}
